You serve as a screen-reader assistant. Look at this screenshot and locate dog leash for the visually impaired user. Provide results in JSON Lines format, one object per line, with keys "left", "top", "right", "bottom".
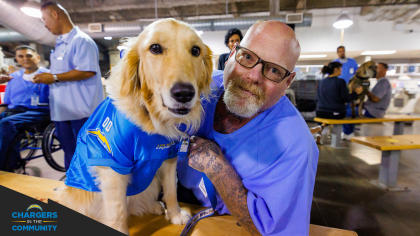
{"left": 176, "top": 134, "right": 218, "bottom": 236}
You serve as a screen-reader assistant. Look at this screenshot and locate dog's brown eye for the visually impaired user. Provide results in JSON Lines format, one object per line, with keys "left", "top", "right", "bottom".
{"left": 191, "top": 46, "right": 200, "bottom": 57}
{"left": 150, "top": 44, "right": 163, "bottom": 54}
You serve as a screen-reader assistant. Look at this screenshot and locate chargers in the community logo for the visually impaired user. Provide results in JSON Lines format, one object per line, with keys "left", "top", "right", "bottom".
{"left": 27, "top": 204, "right": 43, "bottom": 211}
{"left": 87, "top": 129, "right": 113, "bottom": 155}
{"left": 11, "top": 204, "right": 58, "bottom": 231}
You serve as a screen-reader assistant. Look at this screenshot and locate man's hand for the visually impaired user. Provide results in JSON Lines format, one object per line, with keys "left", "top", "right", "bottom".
{"left": 355, "top": 86, "right": 363, "bottom": 95}
{"left": 33, "top": 73, "right": 55, "bottom": 85}
{"left": 0, "top": 74, "right": 12, "bottom": 84}
{"left": 188, "top": 136, "right": 224, "bottom": 178}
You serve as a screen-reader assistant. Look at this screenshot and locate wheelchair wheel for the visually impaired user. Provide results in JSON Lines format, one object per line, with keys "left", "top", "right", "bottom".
{"left": 42, "top": 123, "right": 65, "bottom": 172}
{"left": 6, "top": 132, "right": 37, "bottom": 171}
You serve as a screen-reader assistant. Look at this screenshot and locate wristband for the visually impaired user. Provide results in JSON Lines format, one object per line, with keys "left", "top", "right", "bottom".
{"left": 53, "top": 74, "right": 60, "bottom": 83}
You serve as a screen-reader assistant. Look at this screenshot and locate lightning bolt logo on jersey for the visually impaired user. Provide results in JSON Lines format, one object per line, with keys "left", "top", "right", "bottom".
{"left": 65, "top": 97, "right": 180, "bottom": 196}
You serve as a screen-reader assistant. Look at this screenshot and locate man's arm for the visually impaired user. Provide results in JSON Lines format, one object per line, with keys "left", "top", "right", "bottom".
{"left": 366, "top": 91, "right": 381, "bottom": 103}
{"left": 188, "top": 137, "right": 261, "bottom": 236}
{"left": 33, "top": 70, "right": 96, "bottom": 85}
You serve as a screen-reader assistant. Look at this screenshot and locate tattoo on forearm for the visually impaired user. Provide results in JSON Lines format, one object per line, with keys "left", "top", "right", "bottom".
{"left": 212, "top": 162, "right": 223, "bottom": 174}
{"left": 210, "top": 159, "right": 261, "bottom": 236}
{"left": 206, "top": 155, "right": 216, "bottom": 169}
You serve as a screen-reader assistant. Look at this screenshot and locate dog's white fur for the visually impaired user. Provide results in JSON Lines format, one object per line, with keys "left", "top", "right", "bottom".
{"left": 57, "top": 19, "right": 213, "bottom": 235}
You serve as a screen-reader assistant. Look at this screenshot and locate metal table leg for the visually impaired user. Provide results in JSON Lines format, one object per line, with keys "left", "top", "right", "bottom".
{"left": 368, "top": 150, "right": 410, "bottom": 191}
{"left": 393, "top": 121, "right": 404, "bottom": 135}
{"left": 331, "top": 124, "right": 342, "bottom": 148}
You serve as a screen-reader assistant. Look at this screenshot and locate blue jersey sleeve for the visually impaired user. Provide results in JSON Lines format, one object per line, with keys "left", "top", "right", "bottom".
{"left": 71, "top": 37, "right": 99, "bottom": 73}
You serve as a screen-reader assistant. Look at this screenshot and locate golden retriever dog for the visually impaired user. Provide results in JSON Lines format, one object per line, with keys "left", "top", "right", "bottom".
{"left": 57, "top": 18, "right": 213, "bottom": 235}
{"left": 348, "top": 61, "right": 376, "bottom": 118}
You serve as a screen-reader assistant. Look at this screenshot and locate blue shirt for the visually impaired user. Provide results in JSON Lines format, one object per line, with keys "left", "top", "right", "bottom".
{"left": 177, "top": 70, "right": 319, "bottom": 236}
{"left": 49, "top": 26, "right": 104, "bottom": 121}
{"left": 333, "top": 58, "right": 358, "bottom": 83}
{"left": 4, "top": 68, "right": 50, "bottom": 110}
{"left": 65, "top": 97, "right": 178, "bottom": 196}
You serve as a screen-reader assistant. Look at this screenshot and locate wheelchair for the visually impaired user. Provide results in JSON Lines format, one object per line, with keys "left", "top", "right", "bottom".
{"left": 5, "top": 121, "right": 65, "bottom": 173}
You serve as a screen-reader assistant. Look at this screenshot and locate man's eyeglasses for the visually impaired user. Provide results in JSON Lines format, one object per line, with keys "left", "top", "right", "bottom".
{"left": 235, "top": 45, "right": 291, "bottom": 83}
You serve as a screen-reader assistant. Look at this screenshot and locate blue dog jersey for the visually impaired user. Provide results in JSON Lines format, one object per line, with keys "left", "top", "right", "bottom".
{"left": 65, "top": 97, "right": 178, "bottom": 196}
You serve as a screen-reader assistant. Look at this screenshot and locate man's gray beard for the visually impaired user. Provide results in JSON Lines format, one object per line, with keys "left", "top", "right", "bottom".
{"left": 223, "top": 80, "right": 265, "bottom": 118}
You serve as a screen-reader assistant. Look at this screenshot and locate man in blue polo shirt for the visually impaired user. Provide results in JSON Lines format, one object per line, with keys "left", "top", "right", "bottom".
{"left": 178, "top": 21, "right": 319, "bottom": 235}
{"left": 34, "top": 2, "right": 104, "bottom": 170}
{"left": 333, "top": 46, "right": 358, "bottom": 83}
{"left": 0, "top": 45, "right": 50, "bottom": 171}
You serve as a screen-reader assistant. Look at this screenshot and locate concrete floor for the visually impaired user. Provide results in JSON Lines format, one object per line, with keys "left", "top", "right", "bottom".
{"left": 22, "top": 121, "right": 420, "bottom": 236}
{"left": 309, "top": 121, "right": 420, "bottom": 236}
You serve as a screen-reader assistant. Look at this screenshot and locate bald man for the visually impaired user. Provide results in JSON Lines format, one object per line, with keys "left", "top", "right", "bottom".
{"left": 177, "top": 21, "right": 319, "bottom": 235}
{"left": 34, "top": 2, "right": 104, "bottom": 170}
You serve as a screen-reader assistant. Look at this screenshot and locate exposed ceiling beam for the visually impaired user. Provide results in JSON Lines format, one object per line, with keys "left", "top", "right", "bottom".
{"left": 407, "top": 8, "right": 420, "bottom": 22}
{"left": 269, "top": 0, "right": 280, "bottom": 16}
{"left": 296, "top": 0, "right": 305, "bottom": 13}
{"left": 66, "top": 0, "right": 256, "bottom": 13}
{"left": 231, "top": 2, "right": 240, "bottom": 17}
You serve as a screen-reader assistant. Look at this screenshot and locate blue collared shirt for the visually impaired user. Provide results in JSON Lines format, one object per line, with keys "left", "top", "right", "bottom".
{"left": 333, "top": 58, "right": 358, "bottom": 83}
{"left": 178, "top": 70, "right": 319, "bottom": 235}
{"left": 49, "top": 26, "right": 104, "bottom": 121}
{"left": 4, "top": 68, "right": 50, "bottom": 110}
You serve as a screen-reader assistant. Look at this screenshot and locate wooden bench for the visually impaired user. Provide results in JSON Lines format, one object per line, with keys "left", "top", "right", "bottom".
{"left": 314, "top": 115, "right": 420, "bottom": 148}
{"left": 351, "top": 135, "right": 420, "bottom": 191}
{"left": 0, "top": 171, "right": 358, "bottom": 236}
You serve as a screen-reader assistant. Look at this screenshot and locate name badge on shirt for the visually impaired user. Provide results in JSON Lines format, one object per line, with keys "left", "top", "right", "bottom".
{"left": 57, "top": 49, "right": 67, "bottom": 60}
{"left": 31, "top": 94, "right": 39, "bottom": 106}
{"left": 349, "top": 68, "right": 354, "bottom": 74}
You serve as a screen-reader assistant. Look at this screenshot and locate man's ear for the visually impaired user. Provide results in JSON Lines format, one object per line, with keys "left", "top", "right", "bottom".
{"left": 51, "top": 10, "right": 58, "bottom": 20}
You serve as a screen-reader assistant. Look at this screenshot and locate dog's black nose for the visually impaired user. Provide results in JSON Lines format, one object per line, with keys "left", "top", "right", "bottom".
{"left": 171, "top": 82, "right": 195, "bottom": 103}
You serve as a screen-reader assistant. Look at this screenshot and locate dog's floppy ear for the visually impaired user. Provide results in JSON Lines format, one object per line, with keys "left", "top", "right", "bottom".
{"left": 199, "top": 45, "right": 214, "bottom": 98}
{"left": 120, "top": 42, "right": 142, "bottom": 96}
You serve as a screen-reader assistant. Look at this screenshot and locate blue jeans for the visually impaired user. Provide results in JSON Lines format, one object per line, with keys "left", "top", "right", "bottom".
{"left": 0, "top": 108, "right": 50, "bottom": 171}
{"left": 54, "top": 118, "right": 88, "bottom": 170}
{"left": 343, "top": 106, "right": 375, "bottom": 135}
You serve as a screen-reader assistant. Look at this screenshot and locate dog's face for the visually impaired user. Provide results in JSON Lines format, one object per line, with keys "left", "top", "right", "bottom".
{"left": 356, "top": 61, "right": 377, "bottom": 79}
{"left": 111, "top": 19, "right": 213, "bottom": 137}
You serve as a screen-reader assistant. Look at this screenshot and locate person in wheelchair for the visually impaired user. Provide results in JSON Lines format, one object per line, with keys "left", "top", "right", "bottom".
{"left": 0, "top": 45, "right": 50, "bottom": 171}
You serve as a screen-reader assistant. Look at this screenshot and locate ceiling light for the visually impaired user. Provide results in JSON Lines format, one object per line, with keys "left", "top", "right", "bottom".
{"left": 299, "top": 55, "right": 327, "bottom": 58}
{"left": 333, "top": 13, "right": 353, "bottom": 29}
{"left": 104, "top": 36, "right": 112, "bottom": 40}
{"left": 21, "top": 0, "right": 42, "bottom": 18}
{"left": 361, "top": 50, "right": 396, "bottom": 55}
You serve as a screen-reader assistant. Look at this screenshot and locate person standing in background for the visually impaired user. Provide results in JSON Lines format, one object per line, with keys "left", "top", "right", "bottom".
{"left": 333, "top": 46, "right": 358, "bottom": 84}
{"left": 218, "top": 28, "right": 243, "bottom": 70}
{"left": 34, "top": 2, "right": 104, "bottom": 170}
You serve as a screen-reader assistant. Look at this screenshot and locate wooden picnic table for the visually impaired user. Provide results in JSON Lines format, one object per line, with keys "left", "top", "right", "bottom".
{"left": 0, "top": 171, "right": 358, "bottom": 236}
{"left": 314, "top": 115, "right": 420, "bottom": 148}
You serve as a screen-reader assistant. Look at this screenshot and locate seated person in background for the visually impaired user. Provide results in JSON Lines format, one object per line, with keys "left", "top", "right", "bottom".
{"left": 342, "top": 62, "right": 391, "bottom": 139}
{"left": 178, "top": 21, "right": 319, "bottom": 236}
{"left": 315, "top": 62, "right": 363, "bottom": 144}
{"left": 0, "top": 45, "right": 50, "bottom": 171}
{"left": 218, "top": 28, "right": 243, "bottom": 70}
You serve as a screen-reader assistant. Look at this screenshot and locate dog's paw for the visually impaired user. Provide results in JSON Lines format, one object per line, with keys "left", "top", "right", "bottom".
{"left": 151, "top": 201, "right": 165, "bottom": 215}
{"left": 167, "top": 209, "right": 191, "bottom": 225}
